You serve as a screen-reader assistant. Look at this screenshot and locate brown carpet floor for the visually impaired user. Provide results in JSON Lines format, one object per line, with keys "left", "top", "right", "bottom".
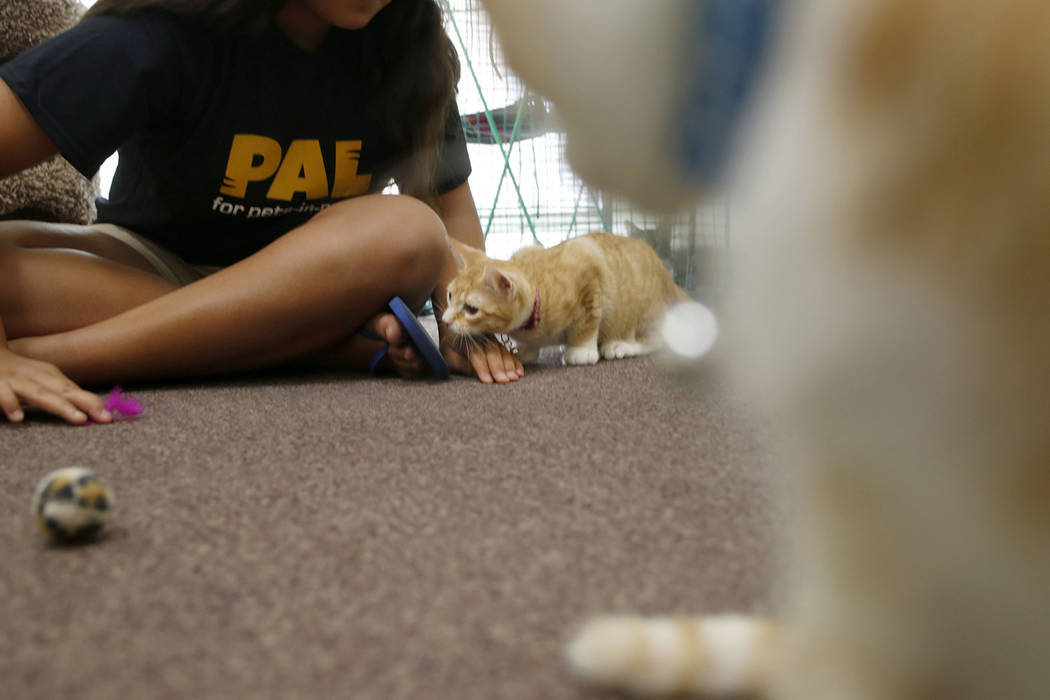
{"left": 1, "top": 353, "right": 775, "bottom": 700}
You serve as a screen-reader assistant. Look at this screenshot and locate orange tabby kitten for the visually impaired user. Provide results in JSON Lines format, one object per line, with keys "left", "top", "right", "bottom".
{"left": 485, "top": 0, "right": 1050, "bottom": 697}
{"left": 442, "top": 233, "right": 690, "bottom": 365}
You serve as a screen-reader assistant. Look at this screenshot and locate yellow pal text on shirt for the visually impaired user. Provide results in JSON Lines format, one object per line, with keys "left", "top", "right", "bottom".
{"left": 220, "top": 135, "right": 373, "bottom": 201}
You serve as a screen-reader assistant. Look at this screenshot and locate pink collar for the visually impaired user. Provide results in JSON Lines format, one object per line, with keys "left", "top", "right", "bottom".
{"left": 519, "top": 290, "right": 541, "bottom": 331}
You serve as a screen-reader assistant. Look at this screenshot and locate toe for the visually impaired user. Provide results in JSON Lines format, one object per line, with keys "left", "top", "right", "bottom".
{"left": 390, "top": 350, "right": 422, "bottom": 378}
{"left": 389, "top": 343, "right": 418, "bottom": 365}
{"left": 385, "top": 334, "right": 422, "bottom": 377}
{"left": 363, "top": 311, "right": 429, "bottom": 378}
{"left": 373, "top": 313, "right": 406, "bottom": 347}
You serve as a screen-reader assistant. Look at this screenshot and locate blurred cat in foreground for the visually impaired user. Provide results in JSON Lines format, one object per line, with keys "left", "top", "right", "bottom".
{"left": 482, "top": 0, "right": 1050, "bottom": 697}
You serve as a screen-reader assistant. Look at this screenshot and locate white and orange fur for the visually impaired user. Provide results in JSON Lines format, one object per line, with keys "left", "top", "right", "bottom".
{"left": 484, "top": 0, "right": 1050, "bottom": 697}
{"left": 442, "top": 233, "right": 690, "bottom": 366}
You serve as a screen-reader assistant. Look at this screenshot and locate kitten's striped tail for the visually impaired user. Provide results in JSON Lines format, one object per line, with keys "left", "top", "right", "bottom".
{"left": 566, "top": 615, "right": 779, "bottom": 696}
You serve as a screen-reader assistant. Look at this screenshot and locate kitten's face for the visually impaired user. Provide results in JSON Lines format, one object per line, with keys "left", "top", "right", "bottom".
{"left": 442, "top": 264, "right": 528, "bottom": 336}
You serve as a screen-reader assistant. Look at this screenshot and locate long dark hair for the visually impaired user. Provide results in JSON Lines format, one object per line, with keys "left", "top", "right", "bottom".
{"left": 85, "top": 0, "right": 461, "bottom": 202}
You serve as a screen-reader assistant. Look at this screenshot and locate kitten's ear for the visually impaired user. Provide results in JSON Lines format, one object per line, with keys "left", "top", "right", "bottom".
{"left": 448, "top": 237, "right": 485, "bottom": 272}
{"left": 482, "top": 265, "right": 514, "bottom": 296}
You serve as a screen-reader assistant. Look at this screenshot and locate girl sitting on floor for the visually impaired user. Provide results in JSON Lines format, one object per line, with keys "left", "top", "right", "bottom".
{"left": 0, "top": 0, "right": 524, "bottom": 425}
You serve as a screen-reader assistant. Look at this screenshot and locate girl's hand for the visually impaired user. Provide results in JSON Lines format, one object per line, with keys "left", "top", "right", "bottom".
{"left": 0, "top": 348, "right": 111, "bottom": 424}
{"left": 441, "top": 333, "right": 524, "bottom": 384}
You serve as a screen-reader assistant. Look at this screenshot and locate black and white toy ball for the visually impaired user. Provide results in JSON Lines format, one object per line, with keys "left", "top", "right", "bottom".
{"left": 32, "top": 467, "right": 114, "bottom": 542}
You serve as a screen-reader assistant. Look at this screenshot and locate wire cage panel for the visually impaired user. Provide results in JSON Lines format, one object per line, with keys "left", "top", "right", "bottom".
{"left": 444, "top": 0, "right": 731, "bottom": 301}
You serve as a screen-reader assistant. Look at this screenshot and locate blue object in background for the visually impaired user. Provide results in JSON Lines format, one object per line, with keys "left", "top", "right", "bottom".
{"left": 678, "top": 0, "right": 778, "bottom": 182}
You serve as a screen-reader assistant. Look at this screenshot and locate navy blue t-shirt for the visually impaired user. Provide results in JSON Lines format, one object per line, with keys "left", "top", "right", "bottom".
{"left": 0, "top": 10, "right": 471, "bottom": 265}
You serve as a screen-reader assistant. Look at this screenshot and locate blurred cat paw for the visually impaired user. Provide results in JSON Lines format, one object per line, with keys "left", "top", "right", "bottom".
{"left": 565, "top": 346, "right": 600, "bottom": 365}
{"left": 601, "top": 341, "right": 649, "bottom": 360}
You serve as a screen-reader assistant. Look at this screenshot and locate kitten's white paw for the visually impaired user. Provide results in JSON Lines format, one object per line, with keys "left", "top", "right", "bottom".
{"left": 567, "top": 615, "right": 775, "bottom": 696}
{"left": 601, "top": 340, "right": 649, "bottom": 360}
{"left": 566, "top": 617, "right": 643, "bottom": 685}
{"left": 566, "top": 616, "right": 684, "bottom": 694}
{"left": 565, "top": 346, "right": 600, "bottom": 365}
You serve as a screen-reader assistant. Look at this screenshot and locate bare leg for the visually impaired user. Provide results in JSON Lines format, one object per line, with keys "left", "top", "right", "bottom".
{"left": 0, "top": 222, "right": 181, "bottom": 335}
{"left": 2, "top": 195, "right": 448, "bottom": 385}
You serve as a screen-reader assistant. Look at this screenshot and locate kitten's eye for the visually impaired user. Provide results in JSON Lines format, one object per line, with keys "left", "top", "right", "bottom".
{"left": 465, "top": 304, "right": 479, "bottom": 315}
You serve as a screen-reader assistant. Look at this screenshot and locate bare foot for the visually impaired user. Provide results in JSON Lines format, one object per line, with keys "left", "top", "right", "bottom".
{"left": 304, "top": 312, "right": 423, "bottom": 377}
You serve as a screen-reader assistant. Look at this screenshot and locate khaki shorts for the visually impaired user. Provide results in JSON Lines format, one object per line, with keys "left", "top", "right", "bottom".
{"left": 89, "top": 223, "right": 222, "bottom": 286}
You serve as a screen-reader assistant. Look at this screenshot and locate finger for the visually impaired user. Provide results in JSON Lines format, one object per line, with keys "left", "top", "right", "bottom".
{"left": 501, "top": 346, "right": 523, "bottom": 380}
{"left": 484, "top": 344, "right": 511, "bottom": 383}
{"left": 491, "top": 345, "right": 518, "bottom": 383}
{"left": 32, "top": 366, "right": 85, "bottom": 395}
{"left": 0, "top": 384, "right": 24, "bottom": 423}
{"left": 470, "top": 350, "right": 494, "bottom": 384}
{"left": 32, "top": 369, "right": 112, "bottom": 423}
{"left": 65, "top": 387, "right": 112, "bottom": 423}
{"left": 13, "top": 381, "right": 88, "bottom": 424}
